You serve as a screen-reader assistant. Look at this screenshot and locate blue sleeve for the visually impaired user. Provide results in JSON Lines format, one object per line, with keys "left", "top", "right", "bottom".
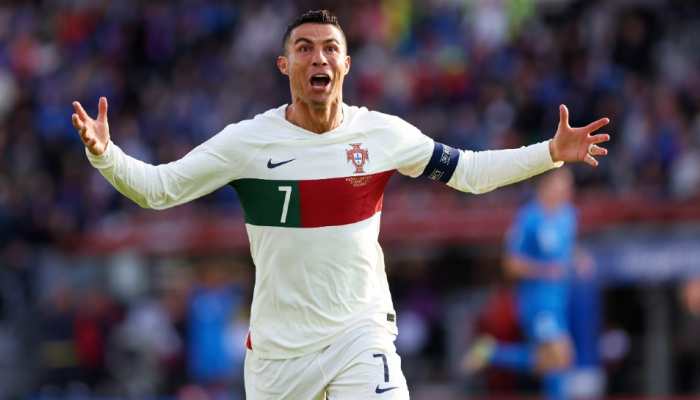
{"left": 507, "top": 207, "right": 533, "bottom": 257}
{"left": 565, "top": 205, "right": 578, "bottom": 260}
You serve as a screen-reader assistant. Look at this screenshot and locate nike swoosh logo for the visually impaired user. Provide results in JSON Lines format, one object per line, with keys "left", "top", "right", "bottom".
{"left": 375, "top": 385, "right": 399, "bottom": 394}
{"left": 267, "top": 158, "right": 295, "bottom": 168}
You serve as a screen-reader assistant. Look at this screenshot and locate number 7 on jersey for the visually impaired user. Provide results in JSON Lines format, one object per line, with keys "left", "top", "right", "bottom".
{"left": 278, "top": 186, "right": 292, "bottom": 223}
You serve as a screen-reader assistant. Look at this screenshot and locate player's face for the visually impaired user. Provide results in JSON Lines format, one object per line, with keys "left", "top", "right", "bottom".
{"left": 277, "top": 23, "right": 350, "bottom": 108}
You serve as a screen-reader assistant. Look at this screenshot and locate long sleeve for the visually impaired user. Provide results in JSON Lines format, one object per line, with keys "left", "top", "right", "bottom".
{"left": 385, "top": 112, "right": 563, "bottom": 193}
{"left": 447, "top": 141, "right": 563, "bottom": 194}
{"left": 85, "top": 125, "right": 250, "bottom": 210}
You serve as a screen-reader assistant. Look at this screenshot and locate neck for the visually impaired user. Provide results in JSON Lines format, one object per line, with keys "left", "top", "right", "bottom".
{"left": 539, "top": 198, "right": 563, "bottom": 213}
{"left": 286, "top": 98, "right": 343, "bottom": 134}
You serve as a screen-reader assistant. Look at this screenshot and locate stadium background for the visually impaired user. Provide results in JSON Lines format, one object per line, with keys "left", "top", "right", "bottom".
{"left": 1, "top": 0, "right": 700, "bottom": 398}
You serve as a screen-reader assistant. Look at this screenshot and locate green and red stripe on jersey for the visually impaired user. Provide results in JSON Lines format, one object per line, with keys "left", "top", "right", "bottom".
{"left": 230, "top": 170, "right": 394, "bottom": 228}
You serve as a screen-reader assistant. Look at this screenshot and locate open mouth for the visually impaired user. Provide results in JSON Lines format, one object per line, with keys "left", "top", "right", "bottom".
{"left": 310, "top": 74, "right": 331, "bottom": 89}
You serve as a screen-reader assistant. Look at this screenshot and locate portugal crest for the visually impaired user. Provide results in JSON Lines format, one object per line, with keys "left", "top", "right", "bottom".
{"left": 346, "top": 143, "right": 369, "bottom": 174}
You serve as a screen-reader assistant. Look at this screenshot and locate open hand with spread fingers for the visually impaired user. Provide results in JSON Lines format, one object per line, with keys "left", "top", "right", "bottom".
{"left": 549, "top": 104, "right": 610, "bottom": 167}
{"left": 71, "top": 97, "right": 110, "bottom": 156}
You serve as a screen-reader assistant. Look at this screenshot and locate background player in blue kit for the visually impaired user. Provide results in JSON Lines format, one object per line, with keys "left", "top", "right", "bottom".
{"left": 465, "top": 168, "right": 577, "bottom": 400}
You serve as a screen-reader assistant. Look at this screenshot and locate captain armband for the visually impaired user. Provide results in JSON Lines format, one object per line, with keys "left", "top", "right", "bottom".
{"left": 420, "top": 142, "right": 460, "bottom": 183}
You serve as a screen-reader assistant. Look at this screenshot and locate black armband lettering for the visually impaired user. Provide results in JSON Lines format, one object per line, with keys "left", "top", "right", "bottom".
{"left": 420, "top": 142, "right": 460, "bottom": 183}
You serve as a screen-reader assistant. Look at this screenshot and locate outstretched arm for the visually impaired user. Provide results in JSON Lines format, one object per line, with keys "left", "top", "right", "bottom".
{"left": 429, "top": 104, "right": 610, "bottom": 194}
{"left": 71, "top": 97, "right": 245, "bottom": 209}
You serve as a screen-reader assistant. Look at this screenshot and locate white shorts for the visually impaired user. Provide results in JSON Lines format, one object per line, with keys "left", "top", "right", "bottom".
{"left": 244, "top": 322, "right": 409, "bottom": 400}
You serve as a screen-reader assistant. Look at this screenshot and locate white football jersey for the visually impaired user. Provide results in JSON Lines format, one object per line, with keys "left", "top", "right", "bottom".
{"left": 87, "top": 104, "right": 560, "bottom": 358}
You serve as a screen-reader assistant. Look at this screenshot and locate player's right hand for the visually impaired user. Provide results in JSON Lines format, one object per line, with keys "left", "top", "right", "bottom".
{"left": 71, "top": 97, "right": 110, "bottom": 156}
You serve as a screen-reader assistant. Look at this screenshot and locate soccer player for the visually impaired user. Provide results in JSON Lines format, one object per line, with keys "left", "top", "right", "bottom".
{"left": 463, "top": 168, "right": 579, "bottom": 400}
{"left": 71, "top": 9, "right": 610, "bottom": 400}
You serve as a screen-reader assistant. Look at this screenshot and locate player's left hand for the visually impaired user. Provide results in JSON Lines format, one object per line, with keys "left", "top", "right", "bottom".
{"left": 549, "top": 104, "right": 610, "bottom": 167}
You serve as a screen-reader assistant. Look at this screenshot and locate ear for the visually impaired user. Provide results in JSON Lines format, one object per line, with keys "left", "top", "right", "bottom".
{"left": 277, "top": 56, "right": 289, "bottom": 76}
{"left": 344, "top": 55, "right": 351, "bottom": 76}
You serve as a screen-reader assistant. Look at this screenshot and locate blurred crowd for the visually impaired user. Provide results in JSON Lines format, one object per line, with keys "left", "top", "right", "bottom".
{"left": 1, "top": 0, "right": 700, "bottom": 397}
{"left": 2, "top": 0, "right": 700, "bottom": 247}
{"left": 0, "top": 250, "right": 252, "bottom": 398}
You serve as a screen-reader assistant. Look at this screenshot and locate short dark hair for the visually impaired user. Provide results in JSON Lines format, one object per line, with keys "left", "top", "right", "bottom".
{"left": 282, "top": 9, "right": 346, "bottom": 52}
